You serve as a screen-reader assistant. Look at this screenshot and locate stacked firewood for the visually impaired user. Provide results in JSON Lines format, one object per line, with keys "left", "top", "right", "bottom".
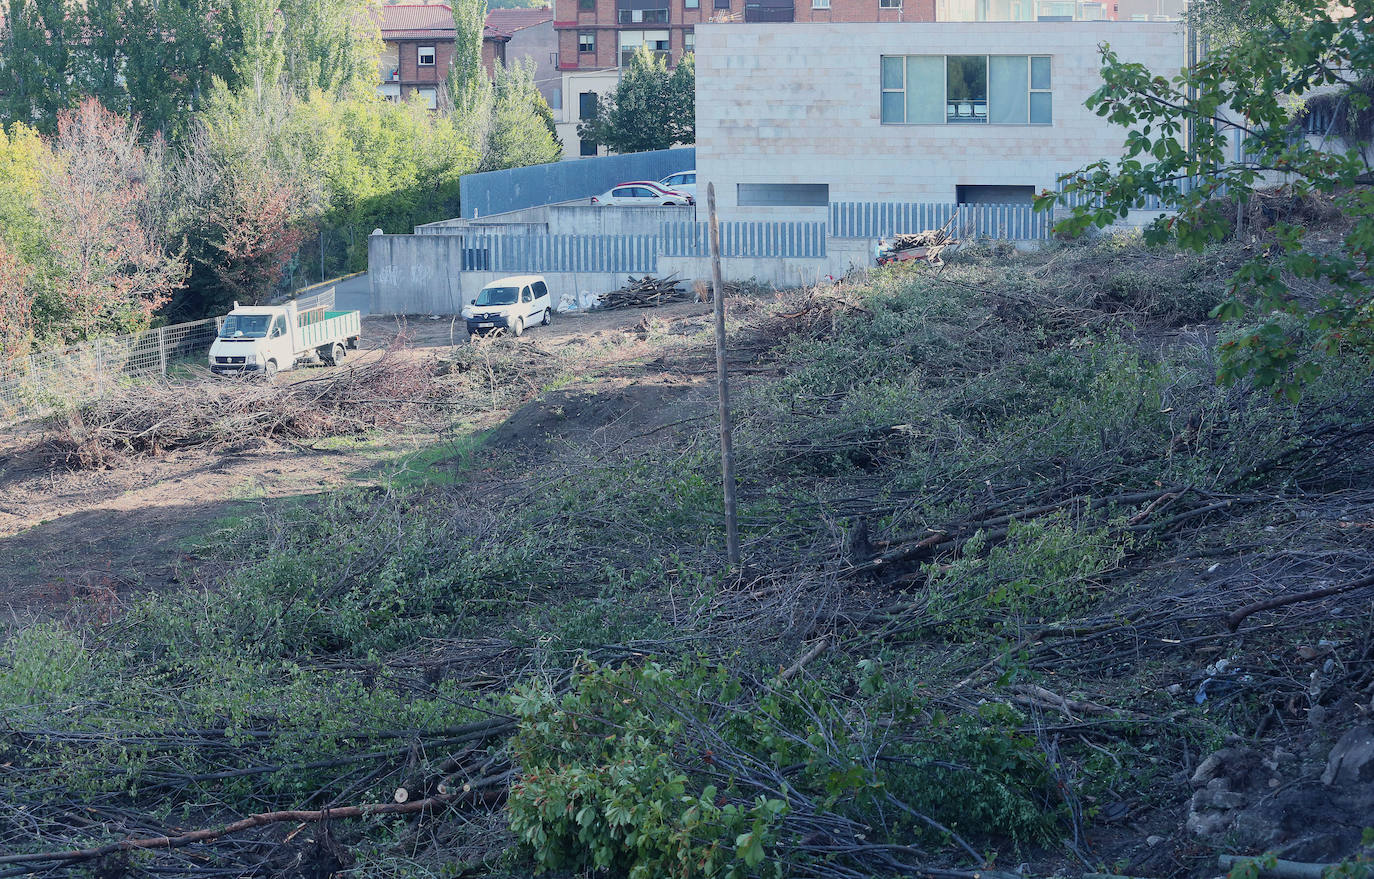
{"left": 598, "top": 275, "right": 688, "bottom": 310}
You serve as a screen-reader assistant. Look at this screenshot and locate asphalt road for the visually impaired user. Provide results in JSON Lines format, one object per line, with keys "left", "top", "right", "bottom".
{"left": 334, "top": 273, "right": 371, "bottom": 315}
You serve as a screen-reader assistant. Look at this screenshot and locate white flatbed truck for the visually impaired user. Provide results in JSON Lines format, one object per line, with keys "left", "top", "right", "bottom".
{"left": 209, "top": 288, "right": 361, "bottom": 379}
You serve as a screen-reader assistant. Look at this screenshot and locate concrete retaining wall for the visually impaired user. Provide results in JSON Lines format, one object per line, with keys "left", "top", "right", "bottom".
{"left": 370, "top": 233, "right": 633, "bottom": 314}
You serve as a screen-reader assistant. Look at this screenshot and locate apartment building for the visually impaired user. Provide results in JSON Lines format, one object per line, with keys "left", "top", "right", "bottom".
{"left": 694, "top": 21, "right": 1184, "bottom": 220}
{"left": 377, "top": 4, "right": 554, "bottom": 109}
{"left": 551, "top": 0, "right": 935, "bottom": 156}
{"left": 486, "top": 7, "right": 560, "bottom": 108}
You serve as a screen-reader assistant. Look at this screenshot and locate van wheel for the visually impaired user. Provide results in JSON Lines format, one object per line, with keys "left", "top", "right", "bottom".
{"left": 512, "top": 317, "right": 524, "bottom": 337}
{"left": 263, "top": 360, "right": 278, "bottom": 381}
{"left": 541, "top": 308, "right": 551, "bottom": 326}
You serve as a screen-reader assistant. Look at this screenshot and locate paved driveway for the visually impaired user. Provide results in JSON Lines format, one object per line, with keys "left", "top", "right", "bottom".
{"left": 334, "top": 273, "right": 371, "bottom": 315}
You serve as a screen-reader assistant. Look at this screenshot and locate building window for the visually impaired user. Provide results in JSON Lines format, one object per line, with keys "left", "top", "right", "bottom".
{"left": 686, "top": 0, "right": 699, "bottom": 7}
{"left": 737, "top": 183, "right": 829, "bottom": 207}
{"left": 881, "top": 55, "right": 1051, "bottom": 125}
{"left": 418, "top": 45, "right": 436, "bottom": 66}
{"left": 579, "top": 91, "right": 598, "bottom": 120}
{"left": 956, "top": 184, "right": 1035, "bottom": 204}
{"left": 417, "top": 86, "right": 438, "bottom": 110}
{"left": 684, "top": 30, "right": 695, "bottom": 52}
{"left": 619, "top": 30, "right": 670, "bottom": 66}
{"left": 813, "top": 0, "right": 830, "bottom": 7}
{"left": 618, "top": 5, "right": 669, "bottom": 23}
{"left": 578, "top": 31, "right": 595, "bottom": 52}
{"left": 580, "top": 138, "right": 598, "bottom": 156}
{"left": 579, "top": 0, "right": 595, "bottom": 9}
{"left": 879, "top": 0, "right": 901, "bottom": 6}
{"left": 714, "top": 0, "right": 730, "bottom": 8}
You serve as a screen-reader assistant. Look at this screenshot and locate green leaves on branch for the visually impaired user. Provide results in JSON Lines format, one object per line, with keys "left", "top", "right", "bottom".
{"left": 1040, "top": 11, "right": 1374, "bottom": 395}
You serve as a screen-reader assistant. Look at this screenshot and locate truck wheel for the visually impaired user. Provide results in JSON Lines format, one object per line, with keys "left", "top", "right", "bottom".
{"left": 263, "top": 360, "right": 278, "bottom": 381}
{"left": 512, "top": 317, "right": 524, "bottom": 337}
{"left": 323, "top": 343, "right": 344, "bottom": 365}
{"left": 541, "top": 308, "right": 551, "bottom": 327}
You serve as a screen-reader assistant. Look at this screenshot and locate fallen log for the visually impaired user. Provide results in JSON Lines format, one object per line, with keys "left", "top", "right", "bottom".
{"left": 1226, "top": 571, "right": 1374, "bottom": 631}
{"left": 0, "top": 784, "right": 506, "bottom": 868}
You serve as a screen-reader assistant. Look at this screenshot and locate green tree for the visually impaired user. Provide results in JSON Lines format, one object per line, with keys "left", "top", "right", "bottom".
{"left": 1040, "top": 3, "right": 1374, "bottom": 396}
{"left": 482, "top": 59, "right": 562, "bottom": 170}
{"left": 0, "top": 0, "right": 78, "bottom": 131}
{"left": 229, "top": 0, "right": 286, "bottom": 93}
{"left": 279, "top": 0, "right": 381, "bottom": 99}
{"left": 578, "top": 46, "right": 693, "bottom": 154}
{"left": 448, "top": 0, "right": 489, "bottom": 124}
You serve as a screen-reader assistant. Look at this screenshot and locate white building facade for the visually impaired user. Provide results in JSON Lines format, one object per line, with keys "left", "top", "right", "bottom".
{"left": 694, "top": 21, "right": 1186, "bottom": 222}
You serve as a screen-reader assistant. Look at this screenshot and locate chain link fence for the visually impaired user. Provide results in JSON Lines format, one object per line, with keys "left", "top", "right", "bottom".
{"left": 0, "top": 318, "right": 222, "bottom": 424}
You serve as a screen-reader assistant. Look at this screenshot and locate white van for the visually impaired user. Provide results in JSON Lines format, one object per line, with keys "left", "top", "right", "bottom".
{"left": 463, "top": 275, "right": 552, "bottom": 337}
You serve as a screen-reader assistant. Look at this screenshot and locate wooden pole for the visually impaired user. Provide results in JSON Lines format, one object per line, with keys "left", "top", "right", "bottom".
{"left": 707, "top": 182, "right": 741, "bottom": 566}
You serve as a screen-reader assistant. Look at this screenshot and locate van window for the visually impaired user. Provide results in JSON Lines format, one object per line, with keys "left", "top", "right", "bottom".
{"left": 532, "top": 281, "right": 548, "bottom": 299}
{"left": 522, "top": 286, "right": 533, "bottom": 303}
{"left": 271, "top": 316, "right": 287, "bottom": 338}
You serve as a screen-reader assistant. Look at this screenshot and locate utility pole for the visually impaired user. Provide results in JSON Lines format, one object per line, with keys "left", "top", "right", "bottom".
{"left": 707, "top": 182, "right": 741, "bottom": 566}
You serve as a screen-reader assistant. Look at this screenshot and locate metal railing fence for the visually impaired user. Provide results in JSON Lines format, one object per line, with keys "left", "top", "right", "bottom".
{"left": 1, "top": 318, "right": 220, "bottom": 423}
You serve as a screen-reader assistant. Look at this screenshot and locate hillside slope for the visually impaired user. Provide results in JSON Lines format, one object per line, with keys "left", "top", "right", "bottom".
{"left": 2, "top": 237, "right": 1372, "bottom": 879}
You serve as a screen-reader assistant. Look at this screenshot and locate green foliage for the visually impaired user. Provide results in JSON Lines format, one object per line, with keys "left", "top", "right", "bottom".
{"left": 1040, "top": 6, "right": 1374, "bottom": 395}
{"left": 578, "top": 48, "right": 694, "bottom": 154}
{"left": 926, "top": 513, "right": 1130, "bottom": 637}
{"left": 449, "top": 0, "right": 490, "bottom": 124}
{"left": 511, "top": 669, "right": 788, "bottom": 878}
{"left": 482, "top": 59, "right": 563, "bottom": 171}
{"left": 509, "top": 660, "right": 1060, "bottom": 878}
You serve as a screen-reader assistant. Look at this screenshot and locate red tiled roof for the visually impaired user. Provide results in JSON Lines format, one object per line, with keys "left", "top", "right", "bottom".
{"left": 484, "top": 6, "right": 552, "bottom": 34}
{"left": 484, "top": 23, "right": 512, "bottom": 40}
{"left": 378, "top": 4, "right": 456, "bottom": 39}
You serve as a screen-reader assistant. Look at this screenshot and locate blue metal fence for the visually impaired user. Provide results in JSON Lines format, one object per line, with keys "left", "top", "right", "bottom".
{"left": 829, "top": 202, "right": 1053, "bottom": 240}
{"left": 458, "top": 233, "right": 661, "bottom": 273}
{"left": 660, "top": 221, "right": 827, "bottom": 258}
{"left": 458, "top": 148, "right": 696, "bottom": 219}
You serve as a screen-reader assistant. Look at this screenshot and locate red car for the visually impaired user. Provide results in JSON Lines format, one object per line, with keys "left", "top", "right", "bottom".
{"left": 590, "top": 180, "right": 694, "bottom": 206}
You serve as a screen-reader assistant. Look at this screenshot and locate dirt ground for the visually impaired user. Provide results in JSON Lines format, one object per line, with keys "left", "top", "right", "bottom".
{"left": 0, "top": 302, "right": 716, "bottom": 617}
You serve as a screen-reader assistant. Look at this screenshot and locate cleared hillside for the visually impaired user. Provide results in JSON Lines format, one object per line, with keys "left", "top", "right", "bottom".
{"left": 2, "top": 236, "right": 1372, "bottom": 879}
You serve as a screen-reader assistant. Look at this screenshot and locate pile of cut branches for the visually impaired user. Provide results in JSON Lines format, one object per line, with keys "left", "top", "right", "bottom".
{"left": 599, "top": 274, "right": 688, "bottom": 310}
{"left": 47, "top": 348, "right": 457, "bottom": 468}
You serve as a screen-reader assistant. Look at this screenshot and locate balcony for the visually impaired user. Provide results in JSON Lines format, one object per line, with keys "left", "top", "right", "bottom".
{"left": 744, "top": 0, "right": 793, "bottom": 20}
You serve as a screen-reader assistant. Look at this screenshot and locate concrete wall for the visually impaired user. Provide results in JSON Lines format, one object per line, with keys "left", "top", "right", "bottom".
{"left": 694, "top": 21, "right": 1184, "bottom": 222}
{"left": 369, "top": 229, "right": 868, "bottom": 314}
{"left": 507, "top": 20, "right": 560, "bottom": 107}
{"left": 458, "top": 147, "right": 695, "bottom": 218}
{"left": 370, "top": 233, "right": 637, "bottom": 313}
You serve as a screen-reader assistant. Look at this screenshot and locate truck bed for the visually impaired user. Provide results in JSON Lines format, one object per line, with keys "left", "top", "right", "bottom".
{"left": 298, "top": 310, "right": 361, "bottom": 351}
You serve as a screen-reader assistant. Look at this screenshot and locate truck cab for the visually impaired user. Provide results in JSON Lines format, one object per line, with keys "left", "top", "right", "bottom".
{"left": 463, "top": 275, "right": 552, "bottom": 337}
{"left": 209, "top": 295, "right": 361, "bottom": 379}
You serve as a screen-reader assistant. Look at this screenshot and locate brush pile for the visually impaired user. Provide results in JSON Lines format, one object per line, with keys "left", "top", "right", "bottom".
{"left": 598, "top": 275, "right": 688, "bottom": 310}
{"left": 891, "top": 229, "right": 952, "bottom": 250}
{"left": 47, "top": 349, "right": 455, "bottom": 468}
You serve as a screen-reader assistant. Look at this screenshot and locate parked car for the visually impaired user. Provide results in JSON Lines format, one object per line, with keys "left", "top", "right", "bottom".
{"left": 462, "top": 274, "right": 552, "bottom": 337}
{"left": 589, "top": 180, "right": 692, "bottom": 206}
{"left": 659, "top": 170, "right": 696, "bottom": 199}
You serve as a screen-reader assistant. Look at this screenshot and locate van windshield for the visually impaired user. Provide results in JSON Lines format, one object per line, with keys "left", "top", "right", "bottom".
{"left": 474, "top": 286, "right": 519, "bottom": 306}
{"left": 220, "top": 315, "right": 271, "bottom": 339}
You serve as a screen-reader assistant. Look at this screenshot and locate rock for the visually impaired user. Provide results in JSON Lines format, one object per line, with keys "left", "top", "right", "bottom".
{"left": 1146, "top": 835, "right": 1165, "bottom": 847}
{"left": 1321, "top": 725, "right": 1374, "bottom": 787}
